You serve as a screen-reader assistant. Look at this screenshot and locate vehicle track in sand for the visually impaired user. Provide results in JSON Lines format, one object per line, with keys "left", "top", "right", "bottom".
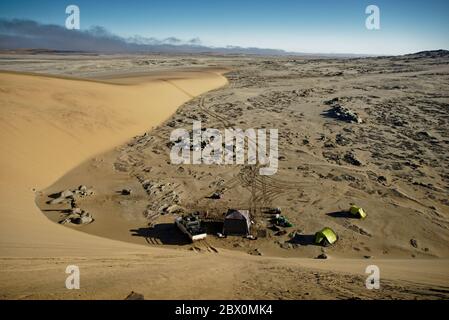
{"left": 198, "top": 96, "right": 316, "bottom": 216}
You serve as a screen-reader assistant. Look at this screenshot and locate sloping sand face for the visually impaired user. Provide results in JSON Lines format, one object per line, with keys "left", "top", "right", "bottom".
{"left": 0, "top": 70, "right": 228, "bottom": 257}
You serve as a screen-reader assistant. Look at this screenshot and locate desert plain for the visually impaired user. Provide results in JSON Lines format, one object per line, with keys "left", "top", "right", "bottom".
{"left": 0, "top": 51, "right": 448, "bottom": 299}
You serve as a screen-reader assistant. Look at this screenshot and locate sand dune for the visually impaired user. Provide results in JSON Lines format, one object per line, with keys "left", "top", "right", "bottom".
{"left": 0, "top": 69, "right": 227, "bottom": 256}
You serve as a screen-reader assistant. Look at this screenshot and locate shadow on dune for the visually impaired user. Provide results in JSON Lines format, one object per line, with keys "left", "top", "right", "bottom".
{"left": 130, "top": 223, "right": 191, "bottom": 245}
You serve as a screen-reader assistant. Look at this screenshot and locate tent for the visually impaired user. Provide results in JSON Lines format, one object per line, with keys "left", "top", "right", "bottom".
{"left": 349, "top": 205, "right": 367, "bottom": 219}
{"left": 223, "top": 209, "right": 251, "bottom": 236}
{"left": 315, "top": 227, "right": 338, "bottom": 246}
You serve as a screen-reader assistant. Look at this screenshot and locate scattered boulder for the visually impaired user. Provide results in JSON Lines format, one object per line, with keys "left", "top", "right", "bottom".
{"left": 325, "top": 100, "right": 363, "bottom": 124}
{"left": 410, "top": 238, "right": 418, "bottom": 248}
{"left": 75, "top": 185, "right": 93, "bottom": 196}
{"left": 121, "top": 188, "right": 132, "bottom": 196}
{"left": 315, "top": 253, "right": 328, "bottom": 259}
{"left": 60, "top": 190, "right": 74, "bottom": 198}
{"left": 59, "top": 210, "right": 93, "bottom": 225}
{"left": 72, "top": 211, "right": 93, "bottom": 225}
{"left": 343, "top": 152, "right": 362, "bottom": 166}
{"left": 48, "top": 186, "right": 94, "bottom": 205}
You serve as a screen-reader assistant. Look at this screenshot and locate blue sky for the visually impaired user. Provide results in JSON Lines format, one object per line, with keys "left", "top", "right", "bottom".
{"left": 1, "top": 0, "right": 448, "bottom": 54}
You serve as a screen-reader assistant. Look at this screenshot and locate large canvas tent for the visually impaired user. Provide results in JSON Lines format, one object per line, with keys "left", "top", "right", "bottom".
{"left": 223, "top": 209, "right": 251, "bottom": 236}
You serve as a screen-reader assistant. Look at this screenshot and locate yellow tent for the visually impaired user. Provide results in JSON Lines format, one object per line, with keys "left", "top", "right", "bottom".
{"left": 349, "top": 205, "right": 367, "bottom": 219}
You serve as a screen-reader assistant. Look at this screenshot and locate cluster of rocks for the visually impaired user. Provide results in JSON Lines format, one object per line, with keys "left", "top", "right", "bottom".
{"left": 325, "top": 98, "right": 363, "bottom": 124}
{"left": 47, "top": 185, "right": 94, "bottom": 205}
{"left": 46, "top": 185, "right": 94, "bottom": 225}
{"left": 144, "top": 204, "right": 184, "bottom": 218}
{"left": 134, "top": 177, "right": 184, "bottom": 224}
{"left": 60, "top": 209, "right": 93, "bottom": 225}
{"left": 343, "top": 152, "right": 362, "bottom": 166}
{"left": 322, "top": 151, "right": 362, "bottom": 166}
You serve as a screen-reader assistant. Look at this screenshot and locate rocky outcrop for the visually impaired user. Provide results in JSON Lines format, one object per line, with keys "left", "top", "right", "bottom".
{"left": 325, "top": 98, "right": 363, "bottom": 124}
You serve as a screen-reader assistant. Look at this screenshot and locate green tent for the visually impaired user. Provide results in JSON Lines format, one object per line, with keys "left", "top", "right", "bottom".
{"left": 349, "top": 205, "right": 367, "bottom": 219}
{"left": 315, "top": 227, "right": 338, "bottom": 246}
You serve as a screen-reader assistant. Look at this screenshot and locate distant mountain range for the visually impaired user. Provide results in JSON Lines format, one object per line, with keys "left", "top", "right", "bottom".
{"left": 0, "top": 19, "right": 293, "bottom": 56}
{"left": 402, "top": 49, "right": 449, "bottom": 59}
{"left": 1, "top": 19, "right": 448, "bottom": 58}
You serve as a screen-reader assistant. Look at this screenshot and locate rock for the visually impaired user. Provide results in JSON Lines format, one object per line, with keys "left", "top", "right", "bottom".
{"left": 410, "top": 238, "right": 418, "bottom": 248}
{"left": 125, "top": 291, "right": 144, "bottom": 300}
{"left": 280, "top": 242, "right": 292, "bottom": 250}
{"left": 60, "top": 190, "right": 74, "bottom": 198}
{"left": 71, "top": 214, "right": 93, "bottom": 225}
{"left": 324, "top": 141, "right": 336, "bottom": 148}
{"left": 121, "top": 188, "right": 132, "bottom": 195}
{"left": 166, "top": 205, "right": 184, "bottom": 214}
{"left": 343, "top": 152, "right": 362, "bottom": 166}
{"left": 326, "top": 102, "right": 363, "bottom": 124}
{"left": 71, "top": 207, "right": 82, "bottom": 214}
{"left": 68, "top": 210, "right": 93, "bottom": 225}
{"left": 325, "top": 97, "right": 339, "bottom": 105}
{"left": 75, "top": 185, "right": 94, "bottom": 197}
{"left": 80, "top": 215, "right": 93, "bottom": 224}
{"left": 315, "top": 253, "right": 328, "bottom": 259}
{"left": 59, "top": 218, "right": 71, "bottom": 225}
{"left": 71, "top": 217, "right": 82, "bottom": 225}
